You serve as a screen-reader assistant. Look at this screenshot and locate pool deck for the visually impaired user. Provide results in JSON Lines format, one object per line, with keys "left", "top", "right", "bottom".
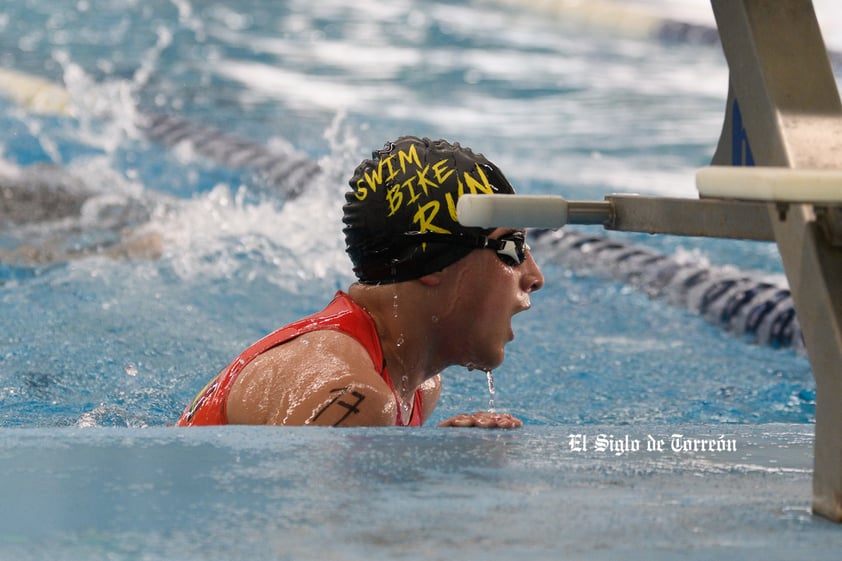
{"left": 0, "top": 424, "right": 839, "bottom": 560}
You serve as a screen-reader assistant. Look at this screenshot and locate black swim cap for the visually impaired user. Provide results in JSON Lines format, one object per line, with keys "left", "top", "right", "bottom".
{"left": 343, "top": 136, "right": 516, "bottom": 284}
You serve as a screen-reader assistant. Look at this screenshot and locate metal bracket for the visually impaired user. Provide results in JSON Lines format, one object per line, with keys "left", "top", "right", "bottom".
{"left": 603, "top": 195, "right": 774, "bottom": 240}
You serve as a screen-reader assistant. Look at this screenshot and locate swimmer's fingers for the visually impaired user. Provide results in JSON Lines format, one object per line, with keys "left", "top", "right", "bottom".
{"left": 437, "top": 413, "right": 476, "bottom": 427}
{"left": 482, "top": 412, "right": 522, "bottom": 429}
{"left": 437, "top": 411, "right": 523, "bottom": 429}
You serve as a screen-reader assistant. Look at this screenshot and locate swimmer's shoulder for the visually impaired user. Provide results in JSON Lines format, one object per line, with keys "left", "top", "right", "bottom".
{"left": 226, "top": 329, "right": 397, "bottom": 426}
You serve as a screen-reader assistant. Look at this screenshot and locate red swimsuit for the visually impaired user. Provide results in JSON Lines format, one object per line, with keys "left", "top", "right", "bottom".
{"left": 176, "top": 291, "right": 423, "bottom": 427}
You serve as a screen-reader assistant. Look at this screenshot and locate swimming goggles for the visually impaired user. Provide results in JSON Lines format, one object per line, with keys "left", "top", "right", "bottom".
{"left": 400, "top": 231, "right": 531, "bottom": 267}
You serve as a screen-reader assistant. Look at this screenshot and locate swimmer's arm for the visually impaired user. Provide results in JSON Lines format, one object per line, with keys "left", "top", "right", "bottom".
{"left": 226, "top": 331, "right": 397, "bottom": 427}
{"left": 298, "top": 377, "right": 396, "bottom": 427}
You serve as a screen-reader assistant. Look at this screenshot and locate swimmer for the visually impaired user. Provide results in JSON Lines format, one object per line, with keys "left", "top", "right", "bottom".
{"left": 0, "top": 163, "right": 163, "bottom": 264}
{"left": 177, "top": 136, "right": 544, "bottom": 428}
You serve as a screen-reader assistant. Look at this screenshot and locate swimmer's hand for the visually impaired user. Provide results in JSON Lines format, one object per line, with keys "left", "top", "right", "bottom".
{"left": 437, "top": 411, "right": 522, "bottom": 429}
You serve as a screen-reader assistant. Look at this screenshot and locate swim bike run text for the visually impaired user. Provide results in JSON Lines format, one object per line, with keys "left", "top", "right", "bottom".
{"left": 352, "top": 143, "right": 497, "bottom": 236}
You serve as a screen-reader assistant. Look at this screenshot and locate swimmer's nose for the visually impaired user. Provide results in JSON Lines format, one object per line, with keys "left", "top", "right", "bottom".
{"left": 521, "top": 252, "right": 544, "bottom": 293}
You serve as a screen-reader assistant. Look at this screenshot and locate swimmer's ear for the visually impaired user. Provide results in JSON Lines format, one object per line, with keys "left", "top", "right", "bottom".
{"left": 417, "top": 271, "right": 443, "bottom": 287}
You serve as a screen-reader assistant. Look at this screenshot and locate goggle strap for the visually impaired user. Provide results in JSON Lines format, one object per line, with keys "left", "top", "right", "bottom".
{"left": 397, "top": 232, "right": 525, "bottom": 264}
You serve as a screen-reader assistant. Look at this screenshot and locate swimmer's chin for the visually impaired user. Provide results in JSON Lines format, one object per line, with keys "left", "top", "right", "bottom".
{"left": 462, "top": 355, "right": 505, "bottom": 373}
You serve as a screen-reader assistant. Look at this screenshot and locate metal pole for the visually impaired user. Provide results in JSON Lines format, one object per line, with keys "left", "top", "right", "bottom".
{"left": 711, "top": 0, "right": 842, "bottom": 522}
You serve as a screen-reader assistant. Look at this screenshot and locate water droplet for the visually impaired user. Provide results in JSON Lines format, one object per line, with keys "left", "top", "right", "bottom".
{"left": 400, "top": 399, "right": 412, "bottom": 425}
{"left": 485, "top": 370, "right": 496, "bottom": 412}
{"left": 396, "top": 335, "right": 405, "bottom": 348}
{"left": 397, "top": 375, "right": 413, "bottom": 426}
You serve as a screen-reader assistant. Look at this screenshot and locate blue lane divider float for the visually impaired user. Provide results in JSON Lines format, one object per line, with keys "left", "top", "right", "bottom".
{"left": 138, "top": 112, "right": 320, "bottom": 199}
{"left": 530, "top": 228, "right": 801, "bottom": 352}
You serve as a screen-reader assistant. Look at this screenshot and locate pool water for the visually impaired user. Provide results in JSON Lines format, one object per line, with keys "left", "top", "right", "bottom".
{"left": 1, "top": 0, "right": 841, "bottom": 558}
{"left": 0, "top": 424, "right": 833, "bottom": 561}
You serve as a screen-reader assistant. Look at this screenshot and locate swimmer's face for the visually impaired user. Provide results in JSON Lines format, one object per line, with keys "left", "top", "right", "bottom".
{"left": 435, "top": 228, "right": 544, "bottom": 370}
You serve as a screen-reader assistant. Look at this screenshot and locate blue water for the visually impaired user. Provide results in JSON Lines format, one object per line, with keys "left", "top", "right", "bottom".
{"left": 1, "top": 0, "right": 841, "bottom": 558}
{"left": 0, "top": 424, "right": 834, "bottom": 561}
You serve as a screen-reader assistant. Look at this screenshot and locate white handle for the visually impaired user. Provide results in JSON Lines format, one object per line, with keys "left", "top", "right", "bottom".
{"left": 696, "top": 166, "right": 842, "bottom": 203}
{"left": 457, "top": 194, "right": 569, "bottom": 229}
